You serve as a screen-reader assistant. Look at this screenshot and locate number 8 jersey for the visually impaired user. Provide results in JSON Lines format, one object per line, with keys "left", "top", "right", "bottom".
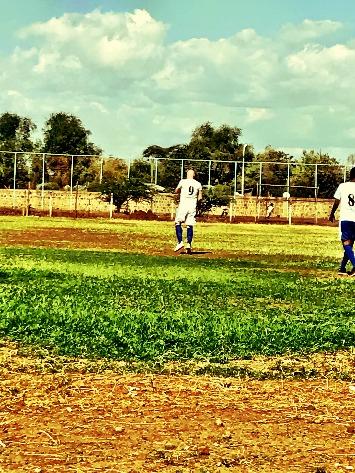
{"left": 176, "top": 178, "right": 202, "bottom": 205}
{"left": 334, "top": 182, "right": 355, "bottom": 222}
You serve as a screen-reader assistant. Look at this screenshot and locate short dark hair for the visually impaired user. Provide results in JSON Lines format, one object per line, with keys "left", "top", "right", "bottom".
{"left": 350, "top": 167, "right": 355, "bottom": 180}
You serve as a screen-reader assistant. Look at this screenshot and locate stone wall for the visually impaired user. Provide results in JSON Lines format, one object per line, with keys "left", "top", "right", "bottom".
{"left": 230, "top": 196, "right": 333, "bottom": 220}
{"left": 0, "top": 189, "right": 335, "bottom": 221}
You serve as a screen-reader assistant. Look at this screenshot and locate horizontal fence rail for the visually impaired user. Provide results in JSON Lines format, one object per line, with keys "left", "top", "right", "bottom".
{"left": 0, "top": 150, "right": 351, "bottom": 200}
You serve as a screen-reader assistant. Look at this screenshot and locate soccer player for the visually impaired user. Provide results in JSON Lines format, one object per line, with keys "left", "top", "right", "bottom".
{"left": 329, "top": 167, "right": 355, "bottom": 276}
{"left": 174, "top": 169, "right": 203, "bottom": 253}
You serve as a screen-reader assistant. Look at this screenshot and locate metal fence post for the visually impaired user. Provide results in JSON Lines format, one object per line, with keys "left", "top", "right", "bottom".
{"left": 241, "top": 144, "right": 247, "bottom": 195}
{"left": 234, "top": 161, "right": 237, "bottom": 195}
{"left": 287, "top": 161, "right": 290, "bottom": 195}
{"left": 70, "top": 155, "right": 74, "bottom": 194}
{"left": 127, "top": 157, "right": 131, "bottom": 179}
{"left": 154, "top": 158, "right": 158, "bottom": 185}
{"left": 99, "top": 157, "right": 104, "bottom": 184}
{"left": 12, "top": 152, "right": 17, "bottom": 208}
{"left": 258, "top": 162, "right": 262, "bottom": 197}
{"left": 180, "top": 159, "right": 184, "bottom": 180}
{"left": 315, "top": 163, "right": 318, "bottom": 224}
{"left": 343, "top": 165, "right": 347, "bottom": 182}
{"left": 241, "top": 157, "right": 245, "bottom": 195}
{"left": 208, "top": 160, "right": 212, "bottom": 187}
{"left": 70, "top": 155, "right": 74, "bottom": 210}
{"left": 41, "top": 153, "right": 45, "bottom": 210}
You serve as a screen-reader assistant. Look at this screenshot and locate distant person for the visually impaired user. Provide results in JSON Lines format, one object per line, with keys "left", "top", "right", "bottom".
{"left": 266, "top": 202, "right": 274, "bottom": 219}
{"left": 329, "top": 167, "right": 355, "bottom": 276}
{"left": 174, "top": 169, "right": 202, "bottom": 254}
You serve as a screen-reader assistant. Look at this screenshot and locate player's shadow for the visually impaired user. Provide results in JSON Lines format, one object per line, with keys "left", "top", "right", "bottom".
{"left": 182, "top": 250, "right": 212, "bottom": 255}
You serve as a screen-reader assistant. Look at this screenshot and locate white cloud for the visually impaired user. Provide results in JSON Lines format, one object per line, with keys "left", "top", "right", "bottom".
{"left": 0, "top": 11, "right": 355, "bottom": 160}
{"left": 280, "top": 19, "right": 343, "bottom": 43}
{"left": 246, "top": 108, "right": 274, "bottom": 123}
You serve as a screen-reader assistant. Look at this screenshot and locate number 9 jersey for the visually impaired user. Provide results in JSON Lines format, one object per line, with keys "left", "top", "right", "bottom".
{"left": 334, "top": 182, "right": 355, "bottom": 222}
{"left": 176, "top": 178, "right": 202, "bottom": 204}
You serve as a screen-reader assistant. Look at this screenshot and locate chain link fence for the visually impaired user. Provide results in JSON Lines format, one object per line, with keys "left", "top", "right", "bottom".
{"left": 0, "top": 151, "right": 351, "bottom": 200}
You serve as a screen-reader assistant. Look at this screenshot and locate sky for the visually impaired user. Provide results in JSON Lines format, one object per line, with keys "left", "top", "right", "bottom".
{"left": 1, "top": 0, "right": 355, "bottom": 160}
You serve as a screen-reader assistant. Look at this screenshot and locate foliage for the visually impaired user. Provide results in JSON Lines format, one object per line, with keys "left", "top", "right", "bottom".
{"left": 0, "top": 112, "right": 37, "bottom": 188}
{"left": 197, "top": 184, "right": 232, "bottom": 215}
{"left": 244, "top": 146, "right": 292, "bottom": 196}
{"left": 0, "top": 220, "right": 354, "bottom": 361}
{"left": 42, "top": 112, "right": 102, "bottom": 188}
{"left": 143, "top": 122, "right": 244, "bottom": 189}
{"left": 98, "top": 177, "right": 153, "bottom": 212}
{"left": 130, "top": 158, "right": 151, "bottom": 182}
{"left": 290, "top": 150, "right": 343, "bottom": 198}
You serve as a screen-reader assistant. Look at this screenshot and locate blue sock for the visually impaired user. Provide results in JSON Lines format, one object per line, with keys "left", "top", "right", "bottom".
{"left": 343, "top": 245, "right": 355, "bottom": 267}
{"left": 340, "top": 252, "right": 349, "bottom": 272}
{"left": 187, "top": 226, "right": 193, "bottom": 244}
{"left": 175, "top": 224, "right": 183, "bottom": 243}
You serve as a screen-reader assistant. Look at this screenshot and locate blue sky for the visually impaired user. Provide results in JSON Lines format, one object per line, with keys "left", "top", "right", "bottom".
{"left": 1, "top": 0, "right": 355, "bottom": 159}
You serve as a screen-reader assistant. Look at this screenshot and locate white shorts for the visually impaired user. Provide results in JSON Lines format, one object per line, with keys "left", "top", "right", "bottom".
{"left": 175, "top": 205, "right": 197, "bottom": 226}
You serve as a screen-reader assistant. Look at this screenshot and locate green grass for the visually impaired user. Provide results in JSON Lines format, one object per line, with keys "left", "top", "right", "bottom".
{"left": 0, "top": 217, "right": 353, "bottom": 362}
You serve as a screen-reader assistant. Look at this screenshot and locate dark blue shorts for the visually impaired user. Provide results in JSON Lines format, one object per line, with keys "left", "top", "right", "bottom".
{"left": 340, "top": 221, "right": 355, "bottom": 241}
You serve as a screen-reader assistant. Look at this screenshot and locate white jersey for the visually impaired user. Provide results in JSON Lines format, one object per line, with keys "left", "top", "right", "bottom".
{"left": 334, "top": 181, "right": 355, "bottom": 222}
{"left": 176, "top": 178, "right": 202, "bottom": 206}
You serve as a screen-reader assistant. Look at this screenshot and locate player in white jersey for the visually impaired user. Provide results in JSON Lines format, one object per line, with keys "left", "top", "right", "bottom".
{"left": 174, "top": 169, "right": 203, "bottom": 253}
{"left": 329, "top": 167, "right": 355, "bottom": 276}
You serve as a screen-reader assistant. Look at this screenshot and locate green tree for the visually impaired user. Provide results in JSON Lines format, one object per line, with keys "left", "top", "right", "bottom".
{"left": 198, "top": 184, "right": 232, "bottom": 215}
{"left": 143, "top": 122, "right": 243, "bottom": 189}
{"left": 143, "top": 144, "right": 188, "bottom": 190}
{"left": 244, "top": 146, "right": 292, "bottom": 196}
{"left": 130, "top": 158, "right": 152, "bottom": 182}
{"left": 98, "top": 177, "right": 153, "bottom": 213}
{"left": 291, "top": 150, "right": 342, "bottom": 198}
{"left": 0, "top": 112, "right": 36, "bottom": 188}
{"left": 42, "top": 112, "right": 102, "bottom": 188}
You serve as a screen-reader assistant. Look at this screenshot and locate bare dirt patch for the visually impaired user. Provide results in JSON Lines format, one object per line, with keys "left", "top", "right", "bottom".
{"left": 1, "top": 343, "right": 355, "bottom": 472}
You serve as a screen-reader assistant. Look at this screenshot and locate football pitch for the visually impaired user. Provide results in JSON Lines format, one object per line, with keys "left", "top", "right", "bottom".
{"left": 0, "top": 216, "right": 354, "bottom": 363}
{"left": 1, "top": 217, "right": 355, "bottom": 473}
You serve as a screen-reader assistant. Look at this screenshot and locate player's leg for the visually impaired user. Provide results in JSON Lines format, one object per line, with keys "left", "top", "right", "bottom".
{"left": 174, "top": 207, "right": 186, "bottom": 252}
{"left": 187, "top": 225, "right": 193, "bottom": 244}
{"left": 185, "top": 210, "right": 196, "bottom": 254}
{"left": 175, "top": 223, "right": 184, "bottom": 250}
{"left": 341, "top": 222, "right": 355, "bottom": 275}
{"left": 338, "top": 250, "right": 349, "bottom": 275}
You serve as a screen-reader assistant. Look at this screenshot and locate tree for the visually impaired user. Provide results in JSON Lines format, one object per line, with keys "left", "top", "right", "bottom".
{"left": 42, "top": 112, "right": 102, "bottom": 188}
{"left": 98, "top": 177, "right": 153, "bottom": 213}
{"left": 189, "top": 122, "right": 241, "bottom": 159}
{"left": 143, "top": 144, "right": 188, "bottom": 190}
{"left": 291, "top": 150, "right": 342, "bottom": 198}
{"left": 0, "top": 112, "right": 36, "bottom": 188}
{"left": 244, "top": 146, "right": 292, "bottom": 196}
{"left": 143, "top": 122, "right": 243, "bottom": 189}
{"left": 197, "top": 184, "right": 232, "bottom": 215}
{"left": 130, "top": 158, "right": 152, "bottom": 182}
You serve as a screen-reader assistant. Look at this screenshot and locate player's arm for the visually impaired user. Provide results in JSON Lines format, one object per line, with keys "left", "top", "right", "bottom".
{"left": 175, "top": 180, "right": 182, "bottom": 194}
{"left": 329, "top": 198, "right": 340, "bottom": 222}
{"left": 197, "top": 189, "right": 203, "bottom": 201}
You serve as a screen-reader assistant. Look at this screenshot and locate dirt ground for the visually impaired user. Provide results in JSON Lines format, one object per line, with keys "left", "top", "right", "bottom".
{"left": 0, "top": 344, "right": 354, "bottom": 473}
{"left": 0, "top": 224, "right": 354, "bottom": 472}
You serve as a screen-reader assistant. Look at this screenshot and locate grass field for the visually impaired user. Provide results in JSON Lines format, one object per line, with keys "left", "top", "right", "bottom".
{"left": 0, "top": 216, "right": 354, "bottom": 363}
{"left": 2, "top": 217, "right": 355, "bottom": 473}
